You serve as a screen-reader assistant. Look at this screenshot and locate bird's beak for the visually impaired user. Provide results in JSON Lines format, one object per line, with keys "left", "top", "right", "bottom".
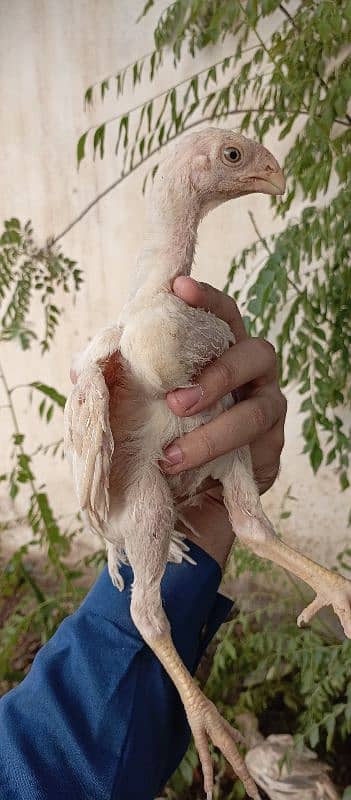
{"left": 252, "top": 168, "right": 286, "bottom": 196}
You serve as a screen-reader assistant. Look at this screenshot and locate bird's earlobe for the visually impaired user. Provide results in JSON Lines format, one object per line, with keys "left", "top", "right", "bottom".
{"left": 190, "top": 153, "right": 211, "bottom": 189}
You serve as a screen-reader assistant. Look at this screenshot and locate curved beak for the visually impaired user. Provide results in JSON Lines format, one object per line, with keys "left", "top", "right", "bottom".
{"left": 253, "top": 168, "right": 286, "bottom": 196}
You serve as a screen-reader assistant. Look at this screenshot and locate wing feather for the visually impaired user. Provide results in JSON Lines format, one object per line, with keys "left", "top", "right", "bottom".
{"left": 64, "top": 364, "right": 114, "bottom": 535}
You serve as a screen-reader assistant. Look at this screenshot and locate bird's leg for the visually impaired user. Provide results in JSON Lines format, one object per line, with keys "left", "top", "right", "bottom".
{"left": 222, "top": 448, "right": 351, "bottom": 637}
{"left": 147, "top": 633, "right": 260, "bottom": 800}
{"left": 124, "top": 470, "right": 260, "bottom": 800}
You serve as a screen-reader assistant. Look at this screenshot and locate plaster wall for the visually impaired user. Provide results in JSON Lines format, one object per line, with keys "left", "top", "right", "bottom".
{"left": 0, "top": 0, "right": 349, "bottom": 570}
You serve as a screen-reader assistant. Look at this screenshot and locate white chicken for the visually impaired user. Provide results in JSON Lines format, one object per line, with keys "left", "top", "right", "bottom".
{"left": 64, "top": 128, "right": 351, "bottom": 800}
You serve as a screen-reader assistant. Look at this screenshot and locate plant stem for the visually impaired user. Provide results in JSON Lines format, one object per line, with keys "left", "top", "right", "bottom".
{"left": 0, "top": 361, "right": 37, "bottom": 497}
{"left": 248, "top": 210, "right": 304, "bottom": 297}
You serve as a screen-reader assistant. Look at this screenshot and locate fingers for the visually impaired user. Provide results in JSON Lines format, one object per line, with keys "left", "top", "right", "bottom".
{"left": 173, "top": 276, "right": 247, "bottom": 342}
{"left": 250, "top": 418, "right": 285, "bottom": 494}
{"left": 168, "top": 277, "right": 287, "bottom": 492}
{"left": 162, "top": 384, "right": 286, "bottom": 474}
{"left": 167, "top": 337, "right": 278, "bottom": 417}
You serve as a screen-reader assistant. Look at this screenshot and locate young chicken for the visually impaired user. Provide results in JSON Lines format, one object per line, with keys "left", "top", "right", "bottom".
{"left": 64, "top": 128, "right": 351, "bottom": 800}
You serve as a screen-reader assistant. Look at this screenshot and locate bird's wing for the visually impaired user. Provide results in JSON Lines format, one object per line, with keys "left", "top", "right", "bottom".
{"left": 64, "top": 352, "right": 120, "bottom": 535}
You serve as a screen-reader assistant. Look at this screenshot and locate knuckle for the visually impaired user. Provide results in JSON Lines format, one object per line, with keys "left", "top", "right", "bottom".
{"left": 254, "top": 337, "right": 277, "bottom": 367}
{"left": 252, "top": 402, "right": 269, "bottom": 433}
{"left": 215, "top": 358, "right": 235, "bottom": 393}
{"left": 198, "top": 428, "right": 217, "bottom": 462}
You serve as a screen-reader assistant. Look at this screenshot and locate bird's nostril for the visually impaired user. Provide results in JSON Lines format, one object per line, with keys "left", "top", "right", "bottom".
{"left": 265, "top": 163, "right": 275, "bottom": 173}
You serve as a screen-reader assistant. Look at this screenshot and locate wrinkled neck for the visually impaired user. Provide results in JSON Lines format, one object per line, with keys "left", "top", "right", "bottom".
{"left": 129, "top": 198, "right": 200, "bottom": 299}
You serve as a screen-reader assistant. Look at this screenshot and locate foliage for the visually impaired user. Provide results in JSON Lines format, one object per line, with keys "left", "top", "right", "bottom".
{"left": 78, "top": 0, "right": 351, "bottom": 488}
{"left": 0, "top": 218, "right": 82, "bottom": 352}
{"left": 0, "top": 219, "right": 88, "bottom": 687}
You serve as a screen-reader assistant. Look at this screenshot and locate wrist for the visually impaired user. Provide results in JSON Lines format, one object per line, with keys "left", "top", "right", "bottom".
{"left": 177, "top": 488, "right": 235, "bottom": 571}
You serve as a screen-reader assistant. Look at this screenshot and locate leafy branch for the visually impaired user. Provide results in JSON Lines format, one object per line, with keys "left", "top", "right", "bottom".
{"left": 0, "top": 218, "right": 85, "bottom": 686}
{"left": 0, "top": 218, "right": 82, "bottom": 351}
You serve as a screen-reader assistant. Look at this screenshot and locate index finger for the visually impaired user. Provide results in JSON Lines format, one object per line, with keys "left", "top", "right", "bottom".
{"left": 172, "top": 276, "right": 247, "bottom": 342}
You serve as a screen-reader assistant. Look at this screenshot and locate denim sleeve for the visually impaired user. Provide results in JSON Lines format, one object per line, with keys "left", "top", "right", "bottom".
{"left": 0, "top": 540, "right": 233, "bottom": 800}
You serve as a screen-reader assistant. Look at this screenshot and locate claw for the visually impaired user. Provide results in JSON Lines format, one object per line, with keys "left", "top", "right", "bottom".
{"left": 190, "top": 698, "right": 258, "bottom": 800}
{"left": 297, "top": 596, "right": 324, "bottom": 627}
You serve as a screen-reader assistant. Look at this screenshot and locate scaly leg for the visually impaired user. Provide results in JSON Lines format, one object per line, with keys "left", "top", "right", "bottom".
{"left": 222, "top": 448, "right": 351, "bottom": 637}
{"left": 123, "top": 469, "right": 260, "bottom": 800}
{"left": 148, "top": 633, "right": 260, "bottom": 800}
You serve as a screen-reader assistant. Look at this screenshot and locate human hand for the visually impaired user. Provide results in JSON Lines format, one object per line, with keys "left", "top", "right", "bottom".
{"left": 163, "top": 276, "right": 287, "bottom": 496}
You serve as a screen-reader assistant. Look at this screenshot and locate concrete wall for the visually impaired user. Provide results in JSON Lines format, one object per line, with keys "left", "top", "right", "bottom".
{"left": 0, "top": 0, "right": 349, "bottom": 568}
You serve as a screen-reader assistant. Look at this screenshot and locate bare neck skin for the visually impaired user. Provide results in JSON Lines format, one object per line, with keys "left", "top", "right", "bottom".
{"left": 128, "top": 191, "right": 201, "bottom": 302}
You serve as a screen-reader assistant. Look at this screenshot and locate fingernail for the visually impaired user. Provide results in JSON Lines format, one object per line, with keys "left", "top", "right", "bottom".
{"left": 168, "top": 384, "right": 204, "bottom": 411}
{"left": 162, "top": 444, "right": 183, "bottom": 466}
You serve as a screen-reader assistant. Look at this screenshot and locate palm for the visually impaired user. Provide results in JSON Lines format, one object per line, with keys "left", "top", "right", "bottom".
{"left": 176, "top": 483, "right": 235, "bottom": 569}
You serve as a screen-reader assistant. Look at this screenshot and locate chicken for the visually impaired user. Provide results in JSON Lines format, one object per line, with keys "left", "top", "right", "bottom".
{"left": 64, "top": 128, "right": 351, "bottom": 800}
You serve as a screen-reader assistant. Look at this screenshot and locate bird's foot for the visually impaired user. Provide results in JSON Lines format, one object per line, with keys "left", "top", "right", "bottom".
{"left": 297, "top": 573, "right": 351, "bottom": 638}
{"left": 189, "top": 696, "right": 261, "bottom": 800}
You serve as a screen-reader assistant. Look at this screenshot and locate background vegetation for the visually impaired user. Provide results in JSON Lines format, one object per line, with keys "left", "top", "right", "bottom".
{"left": 1, "top": 1, "right": 350, "bottom": 796}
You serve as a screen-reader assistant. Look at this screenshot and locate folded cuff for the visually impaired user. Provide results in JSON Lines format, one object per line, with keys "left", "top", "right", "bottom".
{"left": 81, "top": 540, "right": 233, "bottom": 668}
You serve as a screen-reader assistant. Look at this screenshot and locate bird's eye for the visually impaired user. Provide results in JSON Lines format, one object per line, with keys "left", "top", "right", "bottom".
{"left": 223, "top": 147, "right": 241, "bottom": 164}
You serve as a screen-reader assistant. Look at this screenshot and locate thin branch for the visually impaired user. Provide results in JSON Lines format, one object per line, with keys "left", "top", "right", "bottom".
{"left": 248, "top": 210, "right": 303, "bottom": 296}
{"left": 78, "top": 47, "right": 269, "bottom": 144}
{"left": 248, "top": 210, "right": 271, "bottom": 256}
{"left": 9, "top": 383, "right": 32, "bottom": 394}
{"left": 0, "top": 361, "right": 37, "bottom": 498}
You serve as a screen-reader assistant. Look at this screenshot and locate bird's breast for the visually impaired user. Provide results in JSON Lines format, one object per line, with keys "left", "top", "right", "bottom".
{"left": 119, "top": 293, "right": 234, "bottom": 394}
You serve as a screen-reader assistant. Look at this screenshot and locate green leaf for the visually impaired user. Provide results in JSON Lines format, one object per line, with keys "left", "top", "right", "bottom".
{"left": 93, "top": 124, "right": 105, "bottom": 159}
{"left": 30, "top": 382, "right": 66, "bottom": 409}
{"left": 309, "top": 724, "right": 319, "bottom": 748}
{"left": 136, "top": 0, "right": 154, "bottom": 22}
{"left": 326, "top": 714, "right": 336, "bottom": 750}
{"left": 84, "top": 86, "right": 93, "bottom": 108}
{"left": 310, "top": 441, "right": 323, "bottom": 473}
{"left": 100, "top": 79, "right": 109, "bottom": 99}
{"left": 77, "top": 132, "right": 88, "bottom": 166}
{"left": 340, "top": 471, "right": 350, "bottom": 491}
{"left": 116, "top": 115, "right": 129, "bottom": 154}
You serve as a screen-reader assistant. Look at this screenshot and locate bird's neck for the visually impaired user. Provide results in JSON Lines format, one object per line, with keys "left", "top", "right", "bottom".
{"left": 129, "top": 199, "right": 200, "bottom": 299}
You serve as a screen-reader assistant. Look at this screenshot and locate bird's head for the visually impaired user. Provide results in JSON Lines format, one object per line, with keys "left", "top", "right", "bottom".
{"left": 153, "top": 127, "right": 285, "bottom": 219}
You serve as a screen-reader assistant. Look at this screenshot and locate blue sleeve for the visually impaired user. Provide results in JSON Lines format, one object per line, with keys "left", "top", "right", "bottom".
{"left": 0, "top": 540, "right": 233, "bottom": 800}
